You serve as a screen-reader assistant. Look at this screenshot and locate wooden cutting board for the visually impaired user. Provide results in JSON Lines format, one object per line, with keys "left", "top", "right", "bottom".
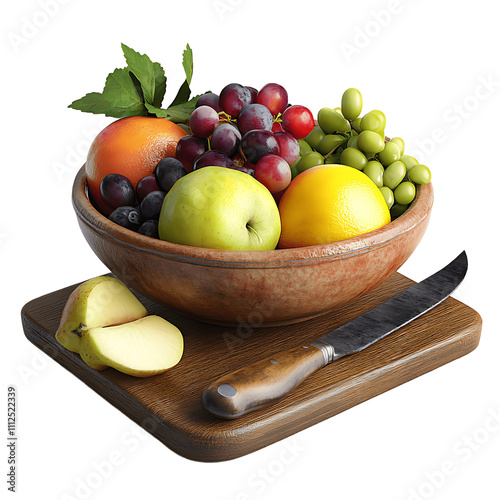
{"left": 21, "top": 272, "right": 482, "bottom": 462}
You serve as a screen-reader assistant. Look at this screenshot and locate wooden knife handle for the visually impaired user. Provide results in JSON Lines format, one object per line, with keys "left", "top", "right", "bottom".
{"left": 201, "top": 345, "right": 327, "bottom": 419}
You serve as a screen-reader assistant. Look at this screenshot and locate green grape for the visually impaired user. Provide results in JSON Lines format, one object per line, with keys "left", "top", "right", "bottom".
{"left": 379, "top": 186, "right": 394, "bottom": 209}
{"left": 394, "top": 181, "right": 416, "bottom": 205}
{"left": 298, "top": 139, "right": 313, "bottom": 157}
{"left": 305, "top": 126, "right": 326, "bottom": 150}
{"left": 290, "top": 156, "right": 302, "bottom": 179}
{"left": 298, "top": 151, "right": 324, "bottom": 172}
{"left": 347, "top": 134, "right": 359, "bottom": 149}
{"left": 408, "top": 164, "right": 432, "bottom": 185}
{"left": 325, "top": 153, "right": 342, "bottom": 164}
{"left": 318, "top": 107, "right": 351, "bottom": 134}
{"left": 390, "top": 137, "right": 405, "bottom": 155}
{"left": 317, "top": 134, "right": 347, "bottom": 156}
{"left": 351, "top": 117, "right": 362, "bottom": 133}
{"left": 383, "top": 160, "right": 406, "bottom": 189}
{"left": 360, "top": 110, "right": 386, "bottom": 138}
{"left": 390, "top": 203, "right": 408, "bottom": 220}
{"left": 341, "top": 88, "right": 363, "bottom": 121}
{"left": 363, "top": 160, "right": 384, "bottom": 187}
{"left": 340, "top": 147, "right": 367, "bottom": 170}
{"left": 400, "top": 154, "right": 419, "bottom": 170}
{"left": 357, "top": 130, "right": 385, "bottom": 155}
{"left": 378, "top": 142, "right": 401, "bottom": 166}
{"left": 333, "top": 107, "right": 343, "bottom": 115}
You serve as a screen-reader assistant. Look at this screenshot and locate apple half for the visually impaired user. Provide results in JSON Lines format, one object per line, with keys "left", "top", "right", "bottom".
{"left": 56, "top": 276, "right": 148, "bottom": 353}
{"left": 80, "top": 315, "right": 183, "bottom": 377}
{"left": 55, "top": 276, "right": 184, "bottom": 377}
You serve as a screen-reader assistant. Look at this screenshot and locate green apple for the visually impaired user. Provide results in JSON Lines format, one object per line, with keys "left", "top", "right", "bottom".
{"left": 158, "top": 166, "right": 281, "bottom": 251}
{"left": 79, "top": 315, "right": 183, "bottom": 377}
{"left": 55, "top": 276, "right": 147, "bottom": 353}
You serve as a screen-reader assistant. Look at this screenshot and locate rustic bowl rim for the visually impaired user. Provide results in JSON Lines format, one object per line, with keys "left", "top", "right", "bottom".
{"left": 72, "top": 165, "right": 434, "bottom": 268}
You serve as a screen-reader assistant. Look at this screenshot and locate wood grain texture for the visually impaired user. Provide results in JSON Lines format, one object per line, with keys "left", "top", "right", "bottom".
{"left": 21, "top": 273, "right": 482, "bottom": 462}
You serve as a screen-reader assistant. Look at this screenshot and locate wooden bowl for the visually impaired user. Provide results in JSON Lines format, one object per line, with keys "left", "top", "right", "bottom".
{"left": 72, "top": 166, "right": 433, "bottom": 326}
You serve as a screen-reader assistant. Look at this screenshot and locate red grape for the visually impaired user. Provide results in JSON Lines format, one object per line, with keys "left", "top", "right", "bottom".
{"left": 193, "top": 150, "right": 235, "bottom": 170}
{"left": 136, "top": 175, "right": 160, "bottom": 202}
{"left": 254, "top": 154, "right": 291, "bottom": 194}
{"left": 237, "top": 104, "right": 273, "bottom": 135}
{"left": 257, "top": 83, "right": 288, "bottom": 116}
{"left": 274, "top": 131, "right": 300, "bottom": 165}
{"left": 100, "top": 174, "right": 135, "bottom": 209}
{"left": 196, "top": 92, "right": 221, "bottom": 112}
{"left": 281, "top": 105, "right": 315, "bottom": 139}
{"left": 272, "top": 121, "right": 284, "bottom": 133}
{"left": 219, "top": 83, "right": 252, "bottom": 118}
{"left": 240, "top": 130, "right": 280, "bottom": 164}
{"left": 176, "top": 135, "right": 207, "bottom": 172}
{"left": 246, "top": 86, "right": 258, "bottom": 103}
{"left": 189, "top": 105, "right": 220, "bottom": 138}
{"left": 211, "top": 123, "right": 242, "bottom": 157}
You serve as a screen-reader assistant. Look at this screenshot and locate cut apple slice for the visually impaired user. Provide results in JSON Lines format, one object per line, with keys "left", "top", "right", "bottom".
{"left": 56, "top": 276, "right": 147, "bottom": 353}
{"left": 79, "top": 315, "right": 184, "bottom": 377}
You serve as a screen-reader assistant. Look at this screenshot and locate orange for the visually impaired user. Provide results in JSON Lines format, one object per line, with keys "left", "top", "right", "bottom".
{"left": 85, "top": 116, "right": 187, "bottom": 214}
{"left": 278, "top": 165, "right": 390, "bottom": 248}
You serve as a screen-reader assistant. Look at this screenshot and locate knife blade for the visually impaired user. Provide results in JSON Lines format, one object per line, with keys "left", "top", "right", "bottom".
{"left": 202, "top": 251, "right": 468, "bottom": 419}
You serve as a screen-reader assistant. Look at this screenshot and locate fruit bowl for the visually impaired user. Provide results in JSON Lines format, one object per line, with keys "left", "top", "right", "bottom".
{"left": 72, "top": 166, "right": 433, "bottom": 327}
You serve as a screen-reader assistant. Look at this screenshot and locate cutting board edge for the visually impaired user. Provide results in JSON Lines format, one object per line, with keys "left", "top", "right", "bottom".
{"left": 161, "top": 309, "right": 482, "bottom": 462}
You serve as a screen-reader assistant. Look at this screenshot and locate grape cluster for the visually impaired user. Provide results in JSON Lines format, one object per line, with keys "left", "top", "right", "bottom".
{"left": 175, "top": 83, "right": 315, "bottom": 195}
{"left": 294, "top": 88, "right": 432, "bottom": 219}
{"left": 99, "top": 158, "right": 187, "bottom": 237}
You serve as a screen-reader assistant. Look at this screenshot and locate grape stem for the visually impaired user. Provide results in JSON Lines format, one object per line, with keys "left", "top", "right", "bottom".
{"left": 218, "top": 111, "right": 236, "bottom": 124}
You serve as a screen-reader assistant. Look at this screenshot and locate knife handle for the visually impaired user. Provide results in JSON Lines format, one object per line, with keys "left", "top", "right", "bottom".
{"left": 201, "top": 344, "right": 328, "bottom": 419}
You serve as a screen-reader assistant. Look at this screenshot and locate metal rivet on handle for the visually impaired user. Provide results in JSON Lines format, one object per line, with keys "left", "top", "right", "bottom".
{"left": 217, "top": 384, "right": 238, "bottom": 398}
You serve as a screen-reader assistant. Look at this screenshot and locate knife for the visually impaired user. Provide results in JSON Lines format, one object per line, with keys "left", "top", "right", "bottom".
{"left": 202, "top": 251, "right": 468, "bottom": 419}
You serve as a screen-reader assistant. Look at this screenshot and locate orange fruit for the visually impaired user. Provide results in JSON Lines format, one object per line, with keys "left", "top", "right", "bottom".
{"left": 85, "top": 116, "right": 187, "bottom": 214}
{"left": 278, "top": 165, "right": 390, "bottom": 248}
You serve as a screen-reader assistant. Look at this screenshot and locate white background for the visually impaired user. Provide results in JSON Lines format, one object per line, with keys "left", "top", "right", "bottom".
{"left": 3, "top": 0, "right": 499, "bottom": 499}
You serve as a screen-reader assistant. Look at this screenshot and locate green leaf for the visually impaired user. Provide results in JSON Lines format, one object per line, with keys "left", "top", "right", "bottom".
{"left": 68, "top": 92, "right": 113, "bottom": 114}
{"left": 144, "top": 102, "right": 170, "bottom": 118}
{"left": 168, "top": 80, "right": 191, "bottom": 108}
{"left": 121, "top": 43, "right": 156, "bottom": 105}
{"left": 152, "top": 62, "right": 167, "bottom": 107}
{"left": 103, "top": 68, "right": 145, "bottom": 108}
{"left": 182, "top": 43, "right": 193, "bottom": 86}
{"left": 167, "top": 44, "right": 194, "bottom": 107}
{"left": 102, "top": 67, "right": 148, "bottom": 116}
{"left": 164, "top": 94, "right": 200, "bottom": 122}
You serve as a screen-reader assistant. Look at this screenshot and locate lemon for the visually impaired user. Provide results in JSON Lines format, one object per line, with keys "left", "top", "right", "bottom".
{"left": 278, "top": 165, "right": 391, "bottom": 248}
